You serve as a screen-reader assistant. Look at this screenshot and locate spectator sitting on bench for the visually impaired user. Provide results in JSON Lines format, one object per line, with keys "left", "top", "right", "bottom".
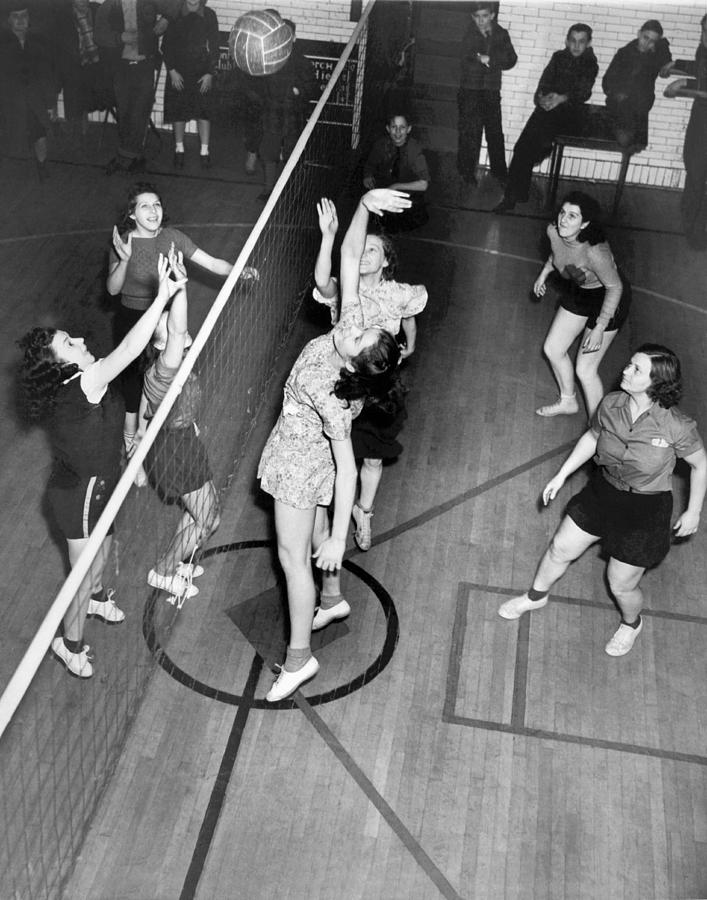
{"left": 602, "top": 20, "right": 672, "bottom": 151}
{"left": 363, "top": 111, "right": 430, "bottom": 232}
{"left": 494, "top": 23, "right": 598, "bottom": 214}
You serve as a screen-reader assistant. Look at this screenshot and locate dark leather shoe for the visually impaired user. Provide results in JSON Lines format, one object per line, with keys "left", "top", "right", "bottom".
{"left": 173, "top": 151, "right": 184, "bottom": 169}
{"left": 493, "top": 197, "right": 516, "bottom": 214}
{"left": 128, "top": 156, "right": 146, "bottom": 174}
{"left": 200, "top": 153, "right": 211, "bottom": 169}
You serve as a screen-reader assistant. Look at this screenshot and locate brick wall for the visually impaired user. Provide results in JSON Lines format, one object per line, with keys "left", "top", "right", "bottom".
{"left": 497, "top": 2, "right": 705, "bottom": 188}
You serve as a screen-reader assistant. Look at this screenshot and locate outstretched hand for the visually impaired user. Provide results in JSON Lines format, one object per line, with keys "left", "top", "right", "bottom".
{"left": 112, "top": 226, "right": 133, "bottom": 262}
{"left": 168, "top": 243, "right": 187, "bottom": 283}
{"left": 317, "top": 198, "right": 338, "bottom": 238}
{"left": 361, "top": 188, "right": 411, "bottom": 216}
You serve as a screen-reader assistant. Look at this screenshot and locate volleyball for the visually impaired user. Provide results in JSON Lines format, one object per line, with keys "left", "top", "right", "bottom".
{"left": 229, "top": 10, "right": 294, "bottom": 77}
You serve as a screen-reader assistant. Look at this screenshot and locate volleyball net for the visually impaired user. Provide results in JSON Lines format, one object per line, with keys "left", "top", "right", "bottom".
{"left": 0, "top": 6, "right": 406, "bottom": 896}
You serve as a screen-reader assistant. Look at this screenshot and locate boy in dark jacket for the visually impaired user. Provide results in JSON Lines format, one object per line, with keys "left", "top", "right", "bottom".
{"left": 457, "top": 1, "right": 517, "bottom": 190}
{"left": 602, "top": 20, "right": 672, "bottom": 149}
{"left": 495, "top": 23, "right": 598, "bottom": 213}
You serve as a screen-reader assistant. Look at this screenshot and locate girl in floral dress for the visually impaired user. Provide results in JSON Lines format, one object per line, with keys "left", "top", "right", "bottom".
{"left": 258, "top": 189, "right": 410, "bottom": 702}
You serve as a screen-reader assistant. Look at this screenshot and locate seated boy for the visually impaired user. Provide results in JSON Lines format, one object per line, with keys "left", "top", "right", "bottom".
{"left": 494, "top": 23, "right": 598, "bottom": 213}
{"left": 602, "top": 20, "right": 672, "bottom": 149}
{"left": 363, "top": 111, "right": 430, "bottom": 231}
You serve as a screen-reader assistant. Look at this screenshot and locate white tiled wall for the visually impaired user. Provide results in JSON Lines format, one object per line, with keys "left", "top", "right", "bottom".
{"left": 496, "top": 2, "right": 705, "bottom": 187}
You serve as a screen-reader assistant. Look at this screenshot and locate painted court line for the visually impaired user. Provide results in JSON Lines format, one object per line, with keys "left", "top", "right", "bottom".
{"left": 444, "top": 584, "right": 707, "bottom": 767}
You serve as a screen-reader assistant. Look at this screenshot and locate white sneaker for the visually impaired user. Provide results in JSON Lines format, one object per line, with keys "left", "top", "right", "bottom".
{"left": 536, "top": 394, "right": 579, "bottom": 417}
{"left": 51, "top": 637, "right": 94, "bottom": 678}
{"left": 605, "top": 619, "right": 643, "bottom": 656}
{"left": 87, "top": 588, "right": 125, "bottom": 624}
{"left": 245, "top": 151, "right": 257, "bottom": 174}
{"left": 352, "top": 504, "right": 373, "bottom": 551}
{"left": 176, "top": 561, "right": 204, "bottom": 579}
{"left": 266, "top": 656, "right": 319, "bottom": 702}
{"left": 498, "top": 593, "right": 548, "bottom": 620}
{"left": 312, "top": 597, "right": 351, "bottom": 631}
{"left": 147, "top": 569, "right": 199, "bottom": 599}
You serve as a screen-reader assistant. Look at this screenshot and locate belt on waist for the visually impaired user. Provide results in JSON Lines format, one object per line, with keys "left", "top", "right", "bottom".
{"left": 601, "top": 469, "right": 665, "bottom": 495}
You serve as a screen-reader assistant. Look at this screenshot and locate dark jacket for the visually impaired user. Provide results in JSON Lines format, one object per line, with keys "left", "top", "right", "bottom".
{"left": 459, "top": 21, "right": 517, "bottom": 92}
{"left": 162, "top": 8, "right": 219, "bottom": 78}
{"left": 535, "top": 47, "right": 598, "bottom": 107}
{"left": 0, "top": 29, "right": 56, "bottom": 143}
{"left": 94, "top": 0, "right": 170, "bottom": 62}
{"left": 602, "top": 38, "right": 671, "bottom": 114}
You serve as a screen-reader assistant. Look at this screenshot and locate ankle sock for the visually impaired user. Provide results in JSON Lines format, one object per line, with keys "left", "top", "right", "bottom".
{"left": 175, "top": 141, "right": 184, "bottom": 152}
{"left": 319, "top": 593, "right": 342, "bottom": 610}
{"left": 63, "top": 636, "right": 83, "bottom": 654}
{"left": 284, "top": 646, "right": 311, "bottom": 673}
{"left": 200, "top": 144, "right": 209, "bottom": 155}
{"left": 528, "top": 587, "right": 548, "bottom": 602}
{"left": 620, "top": 615, "right": 641, "bottom": 630}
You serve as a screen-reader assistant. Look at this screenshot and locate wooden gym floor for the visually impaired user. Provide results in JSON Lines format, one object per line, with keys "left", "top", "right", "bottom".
{"left": 1, "top": 124, "right": 706, "bottom": 899}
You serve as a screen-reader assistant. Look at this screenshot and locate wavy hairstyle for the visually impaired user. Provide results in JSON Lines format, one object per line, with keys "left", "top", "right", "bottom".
{"left": 635, "top": 343, "right": 682, "bottom": 408}
{"left": 334, "top": 328, "right": 402, "bottom": 415}
{"left": 367, "top": 229, "right": 398, "bottom": 281}
{"left": 17, "top": 327, "right": 78, "bottom": 422}
{"left": 116, "top": 182, "right": 168, "bottom": 234}
{"left": 557, "top": 191, "right": 605, "bottom": 245}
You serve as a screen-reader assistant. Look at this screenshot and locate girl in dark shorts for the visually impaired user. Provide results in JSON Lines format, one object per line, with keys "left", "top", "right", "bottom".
{"left": 499, "top": 344, "right": 706, "bottom": 657}
{"left": 17, "top": 254, "right": 177, "bottom": 678}
{"left": 138, "top": 248, "right": 220, "bottom": 603}
{"left": 532, "top": 191, "right": 632, "bottom": 419}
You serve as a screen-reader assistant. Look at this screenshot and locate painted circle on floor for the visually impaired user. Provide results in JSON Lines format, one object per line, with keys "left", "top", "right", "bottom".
{"left": 142, "top": 540, "right": 399, "bottom": 709}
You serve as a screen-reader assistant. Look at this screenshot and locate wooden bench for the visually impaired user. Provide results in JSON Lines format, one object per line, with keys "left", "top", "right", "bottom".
{"left": 547, "top": 104, "right": 646, "bottom": 218}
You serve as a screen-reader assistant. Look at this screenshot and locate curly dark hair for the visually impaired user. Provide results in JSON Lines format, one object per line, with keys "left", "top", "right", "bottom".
{"left": 557, "top": 191, "right": 606, "bottom": 245}
{"left": 116, "top": 181, "right": 167, "bottom": 234}
{"left": 16, "top": 327, "right": 78, "bottom": 422}
{"left": 333, "top": 328, "right": 402, "bottom": 414}
{"left": 366, "top": 229, "right": 398, "bottom": 281}
{"left": 635, "top": 343, "right": 682, "bottom": 408}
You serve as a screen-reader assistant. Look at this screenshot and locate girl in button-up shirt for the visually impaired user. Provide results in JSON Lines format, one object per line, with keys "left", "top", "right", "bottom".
{"left": 499, "top": 344, "right": 706, "bottom": 657}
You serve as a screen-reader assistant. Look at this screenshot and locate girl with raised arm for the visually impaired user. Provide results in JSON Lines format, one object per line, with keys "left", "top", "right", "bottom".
{"left": 18, "top": 255, "right": 179, "bottom": 678}
{"left": 258, "top": 189, "right": 410, "bottom": 702}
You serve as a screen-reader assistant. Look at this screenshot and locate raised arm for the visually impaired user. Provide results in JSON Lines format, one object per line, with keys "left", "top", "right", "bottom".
{"left": 162, "top": 249, "right": 189, "bottom": 370}
{"left": 94, "top": 253, "right": 175, "bottom": 389}
{"left": 314, "top": 198, "right": 339, "bottom": 300}
{"left": 340, "top": 189, "right": 411, "bottom": 307}
{"left": 107, "top": 227, "right": 132, "bottom": 296}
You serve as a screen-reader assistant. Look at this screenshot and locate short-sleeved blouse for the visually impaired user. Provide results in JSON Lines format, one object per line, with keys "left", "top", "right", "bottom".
{"left": 258, "top": 332, "right": 362, "bottom": 509}
{"left": 109, "top": 227, "right": 197, "bottom": 311}
{"left": 591, "top": 391, "right": 704, "bottom": 493}
{"left": 313, "top": 277, "right": 428, "bottom": 334}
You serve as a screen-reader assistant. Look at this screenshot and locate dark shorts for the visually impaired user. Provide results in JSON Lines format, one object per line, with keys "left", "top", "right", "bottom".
{"left": 565, "top": 472, "right": 673, "bottom": 569}
{"left": 47, "top": 474, "right": 117, "bottom": 540}
{"left": 552, "top": 269, "right": 632, "bottom": 332}
{"left": 145, "top": 424, "right": 212, "bottom": 499}
{"left": 351, "top": 394, "right": 408, "bottom": 460}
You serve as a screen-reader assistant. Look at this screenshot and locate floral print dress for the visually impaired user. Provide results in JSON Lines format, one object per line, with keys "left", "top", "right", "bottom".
{"left": 258, "top": 332, "right": 362, "bottom": 509}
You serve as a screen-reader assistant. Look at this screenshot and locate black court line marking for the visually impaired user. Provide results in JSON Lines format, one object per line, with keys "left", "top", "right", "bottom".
{"left": 444, "top": 583, "right": 707, "bottom": 767}
{"left": 353, "top": 441, "right": 575, "bottom": 554}
{"left": 179, "top": 654, "right": 263, "bottom": 900}
{"left": 143, "top": 545, "right": 399, "bottom": 710}
{"left": 293, "top": 692, "right": 465, "bottom": 900}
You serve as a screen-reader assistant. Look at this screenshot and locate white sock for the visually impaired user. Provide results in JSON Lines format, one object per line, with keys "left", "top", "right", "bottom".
{"left": 174, "top": 141, "right": 184, "bottom": 152}
{"left": 200, "top": 144, "right": 209, "bottom": 155}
